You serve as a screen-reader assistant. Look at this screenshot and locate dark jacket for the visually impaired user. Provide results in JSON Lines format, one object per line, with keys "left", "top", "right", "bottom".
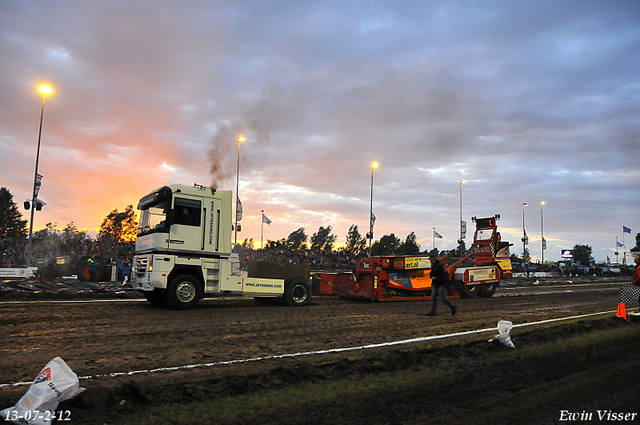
{"left": 430, "top": 259, "right": 448, "bottom": 287}
{"left": 87, "top": 258, "right": 98, "bottom": 273}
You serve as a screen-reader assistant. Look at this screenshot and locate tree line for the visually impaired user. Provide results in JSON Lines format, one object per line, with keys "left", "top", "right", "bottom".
{"left": 0, "top": 187, "right": 137, "bottom": 266}
{"left": 258, "top": 225, "right": 425, "bottom": 256}
{"left": 3, "top": 186, "right": 639, "bottom": 268}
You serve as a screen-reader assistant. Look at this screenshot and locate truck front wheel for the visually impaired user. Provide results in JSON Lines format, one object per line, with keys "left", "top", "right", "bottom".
{"left": 168, "top": 274, "right": 202, "bottom": 310}
{"left": 283, "top": 278, "right": 311, "bottom": 306}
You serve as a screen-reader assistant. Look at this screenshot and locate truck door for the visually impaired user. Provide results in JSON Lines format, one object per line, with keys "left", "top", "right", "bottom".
{"left": 169, "top": 197, "right": 203, "bottom": 253}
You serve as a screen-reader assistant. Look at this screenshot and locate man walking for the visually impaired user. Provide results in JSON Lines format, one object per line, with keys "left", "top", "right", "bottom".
{"left": 426, "top": 254, "right": 457, "bottom": 316}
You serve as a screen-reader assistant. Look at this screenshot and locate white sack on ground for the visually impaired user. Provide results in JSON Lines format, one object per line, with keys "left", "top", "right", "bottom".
{"left": 488, "top": 320, "right": 515, "bottom": 348}
{"left": 1, "top": 357, "right": 85, "bottom": 424}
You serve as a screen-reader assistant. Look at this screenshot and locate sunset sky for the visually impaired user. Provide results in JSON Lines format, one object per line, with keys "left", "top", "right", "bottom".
{"left": 1, "top": 1, "right": 639, "bottom": 263}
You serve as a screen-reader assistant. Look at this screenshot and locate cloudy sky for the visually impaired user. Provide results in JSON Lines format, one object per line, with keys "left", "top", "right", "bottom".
{"left": 1, "top": 0, "right": 639, "bottom": 263}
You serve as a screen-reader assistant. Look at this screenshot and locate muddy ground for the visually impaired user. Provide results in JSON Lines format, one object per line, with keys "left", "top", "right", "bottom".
{"left": 1, "top": 278, "right": 639, "bottom": 424}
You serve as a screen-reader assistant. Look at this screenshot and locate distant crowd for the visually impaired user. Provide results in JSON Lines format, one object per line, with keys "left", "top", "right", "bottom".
{"left": 0, "top": 239, "right": 24, "bottom": 267}
{"left": 0, "top": 237, "right": 135, "bottom": 269}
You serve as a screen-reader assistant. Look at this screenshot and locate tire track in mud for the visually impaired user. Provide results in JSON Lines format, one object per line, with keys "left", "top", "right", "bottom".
{"left": 0, "top": 283, "right": 623, "bottom": 388}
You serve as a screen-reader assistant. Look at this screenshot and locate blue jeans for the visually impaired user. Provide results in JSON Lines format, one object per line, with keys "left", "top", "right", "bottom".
{"left": 430, "top": 285, "right": 456, "bottom": 313}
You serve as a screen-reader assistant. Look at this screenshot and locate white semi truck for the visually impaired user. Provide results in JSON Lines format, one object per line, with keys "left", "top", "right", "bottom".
{"left": 130, "top": 184, "right": 311, "bottom": 309}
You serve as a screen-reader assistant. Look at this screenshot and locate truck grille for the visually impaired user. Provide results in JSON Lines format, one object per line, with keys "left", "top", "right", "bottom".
{"left": 133, "top": 255, "right": 150, "bottom": 275}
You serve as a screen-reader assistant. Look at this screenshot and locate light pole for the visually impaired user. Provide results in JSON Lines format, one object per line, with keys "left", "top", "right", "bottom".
{"left": 522, "top": 202, "right": 528, "bottom": 274}
{"left": 368, "top": 161, "right": 378, "bottom": 257}
{"left": 540, "top": 201, "right": 545, "bottom": 264}
{"left": 234, "top": 135, "right": 245, "bottom": 245}
{"left": 260, "top": 209, "right": 264, "bottom": 249}
{"left": 459, "top": 179, "right": 465, "bottom": 258}
{"left": 26, "top": 85, "right": 51, "bottom": 266}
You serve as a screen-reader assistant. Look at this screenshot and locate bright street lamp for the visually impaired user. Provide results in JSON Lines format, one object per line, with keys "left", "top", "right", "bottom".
{"left": 26, "top": 85, "right": 52, "bottom": 266}
{"left": 234, "top": 135, "right": 246, "bottom": 245}
{"left": 459, "top": 179, "right": 465, "bottom": 258}
{"left": 540, "top": 201, "right": 546, "bottom": 264}
{"left": 368, "top": 161, "right": 378, "bottom": 257}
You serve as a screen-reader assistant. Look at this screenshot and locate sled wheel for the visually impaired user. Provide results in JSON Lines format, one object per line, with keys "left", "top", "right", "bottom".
{"left": 167, "top": 274, "right": 202, "bottom": 310}
{"left": 460, "top": 283, "right": 479, "bottom": 298}
{"left": 283, "top": 278, "right": 311, "bottom": 306}
{"left": 478, "top": 283, "right": 497, "bottom": 297}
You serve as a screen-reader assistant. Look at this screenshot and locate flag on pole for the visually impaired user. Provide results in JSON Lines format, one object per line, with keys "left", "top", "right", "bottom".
{"left": 623, "top": 226, "right": 631, "bottom": 234}
{"left": 34, "top": 174, "right": 43, "bottom": 197}
{"left": 434, "top": 230, "right": 443, "bottom": 239}
{"left": 262, "top": 212, "right": 272, "bottom": 226}
{"left": 236, "top": 197, "right": 243, "bottom": 222}
{"left": 616, "top": 240, "right": 624, "bottom": 247}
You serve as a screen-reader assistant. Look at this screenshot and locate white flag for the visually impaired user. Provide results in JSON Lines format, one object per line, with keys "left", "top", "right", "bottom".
{"left": 434, "top": 230, "right": 443, "bottom": 239}
{"left": 262, "top": 212, "right": 272, "bottom": 226}
{"left": 236, "top": 197, "right": 243, "bottom": 222}
{"left": 34, "top": 174, "right": 43, "bottom": 197}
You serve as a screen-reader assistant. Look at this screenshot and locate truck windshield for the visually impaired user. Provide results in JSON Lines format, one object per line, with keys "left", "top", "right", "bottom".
{"left": 138, "top": 201, "right": 170, "bottom": 235}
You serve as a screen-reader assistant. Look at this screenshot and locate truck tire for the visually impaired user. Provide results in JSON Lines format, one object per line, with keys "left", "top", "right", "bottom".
{"left": 283, "top": 278, "right": 311, "bottom": 306}
{"left": 167, "top": 274, "right": 202, "bottom": 310}
{"left": 144, "top": 289, "right": 167, "bottom": 307}
{"left": 478, "top": 283, "right": 497, "bottom": 297}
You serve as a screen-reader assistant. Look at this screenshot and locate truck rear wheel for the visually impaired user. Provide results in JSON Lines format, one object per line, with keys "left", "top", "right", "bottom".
{"left": 283, "top": 278, "right": 311, "bottom": 306}
{"left": 478, "top": 283, "right": 497, "bottom": 297}
{"left": 168, "top": 274, "right": 202, "bottom": 310}
{"left": 144, "top": 289, "right": 167, "bottom": 306}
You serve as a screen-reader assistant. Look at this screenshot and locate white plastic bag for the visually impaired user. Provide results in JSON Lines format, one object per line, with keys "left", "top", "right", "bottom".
{"left": 488, "top": 320, "right": 515, "bottom": 348}
{"left": 1, "top": 357, "right": 85, "bottom": 424}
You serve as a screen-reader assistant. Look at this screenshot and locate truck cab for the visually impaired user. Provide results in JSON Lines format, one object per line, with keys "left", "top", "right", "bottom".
{"left": 131, "top": 184, "right": 310, "bottom": 309}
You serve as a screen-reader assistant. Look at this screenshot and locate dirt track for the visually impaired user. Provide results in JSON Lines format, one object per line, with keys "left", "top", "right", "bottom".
{"left": 1, "top": 280, "right": 639, "bottom": 424}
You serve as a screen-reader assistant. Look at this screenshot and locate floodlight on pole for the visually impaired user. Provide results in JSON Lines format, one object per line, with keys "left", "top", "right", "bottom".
{"left": 522, "top": 202, "right": 528, "bottom": 271}
{"left": 368, "top": 161, "right": 378, "bottom": 257}
{"left": 459, "top": 179, "right": 465, "bottom": 258}
{"left": 27, "top": 85, "right": 52, "bottom": 266}
{"left": 540, "top": 201, "right": 546, "bottom": 264}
